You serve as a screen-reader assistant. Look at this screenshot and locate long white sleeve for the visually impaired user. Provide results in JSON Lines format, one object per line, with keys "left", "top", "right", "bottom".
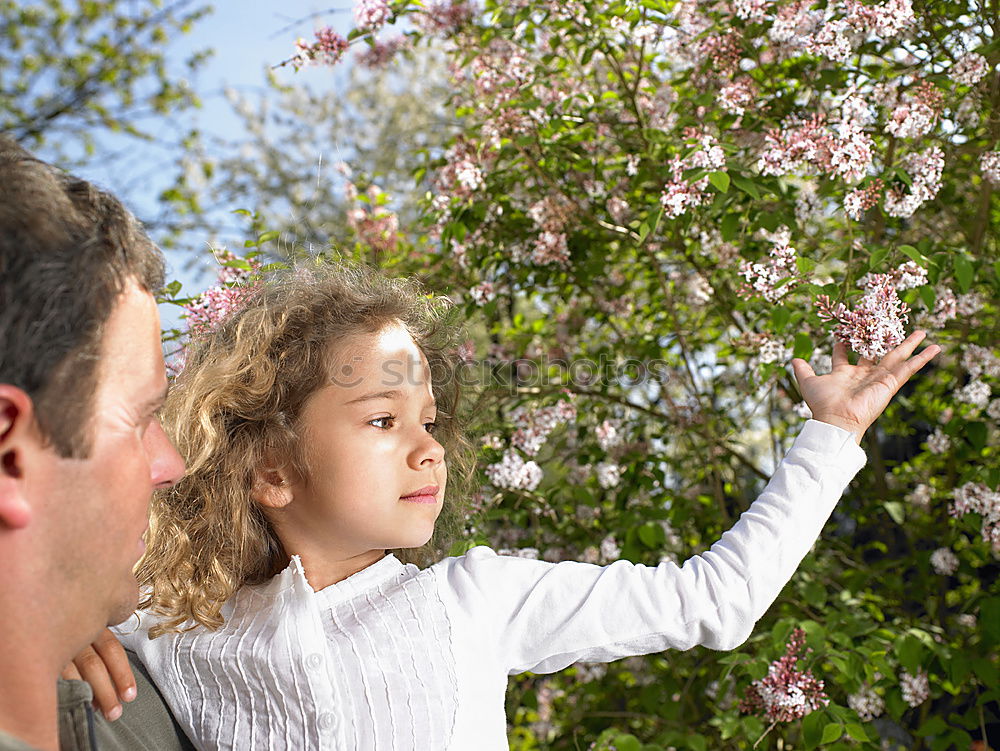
{"left": 434, "top": 419, "right": 866, "bottom": 675}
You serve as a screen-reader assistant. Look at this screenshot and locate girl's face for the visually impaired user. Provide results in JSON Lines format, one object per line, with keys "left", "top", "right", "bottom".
{"left": 266, "top": 323, "right": 447, "bottom": 579}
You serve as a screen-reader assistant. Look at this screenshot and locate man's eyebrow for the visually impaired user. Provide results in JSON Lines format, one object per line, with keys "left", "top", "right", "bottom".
{"left": 141, "top": 385, "right": 169, "bottom": 413}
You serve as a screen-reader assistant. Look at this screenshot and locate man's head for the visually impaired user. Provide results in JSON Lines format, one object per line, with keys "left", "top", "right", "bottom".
{"left": 0, "top": 136, "right": 184, "bottom": 639}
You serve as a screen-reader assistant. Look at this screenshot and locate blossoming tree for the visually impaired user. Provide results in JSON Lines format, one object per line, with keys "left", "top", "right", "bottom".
{"left": 222, "top": 0, "right": 1000, "bottom": 747}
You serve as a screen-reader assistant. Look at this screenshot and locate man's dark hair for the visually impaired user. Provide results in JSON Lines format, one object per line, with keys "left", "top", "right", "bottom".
{"left": 0, "top": 135, "right": 165, "bottom": 458}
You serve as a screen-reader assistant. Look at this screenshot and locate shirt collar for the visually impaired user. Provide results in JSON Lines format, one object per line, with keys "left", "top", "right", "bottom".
{"left": 252, "top": 553, "right": 408, "bottom": 605}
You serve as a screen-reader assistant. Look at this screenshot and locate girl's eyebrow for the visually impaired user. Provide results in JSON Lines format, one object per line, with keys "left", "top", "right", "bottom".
{"left": 344, "top": 389, "right": 401, "bottom": 405}
{"left": 343, "top": 390, "right": 437, "bottom": 410}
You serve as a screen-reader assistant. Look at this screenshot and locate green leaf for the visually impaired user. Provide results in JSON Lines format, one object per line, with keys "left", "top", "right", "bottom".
{"left": 868, "top": 247, "right": 889, "bottom": 270}
{"left": 613, "top": 734, "right": 642, "bottom": 751}
{"left": 771, "top": 305, "right": 791, "bottom": 332}
{"left": 918, "top": 285, "right": 936, "bottom": 310}
{"left": 721, "top": 213, "right": 740, "bottom": 242}
{"left": 966, "top": 422, "right": 988, "bottom": 451}
{"left": 895, "top": 634, "right": 923, "bottom": 672}
{"left": 637, "top": 522, "right": 666, "bottom": 548}
{"left": 954, "top": 255, "right": 974, "bottom": 293}
{"left": 898, "top": 245, "right": 931, "bottom": 268}
{"left": 257, "top": 230, "right": 281, "bottom": 244}
{"left": 884, "top": 501, "right": 905, "bottom": 525}
{"left": 793, "top": 332, "right": 814, "bottom": 361}
{"left": 709, "top": 171, "right": 730, "bottom": 193}
{"left": 917, "top": 716, "right": 948, "bottom": 737}
{"left": 732, "top": 174, "right": 761, "bottom": 199}
{"left": 845, "top": 723, "right": 870, "bottom": 742}
{"left": 801, "top": 710, "right": 825, "bottom": 749}
{"left": 982, "top": 598, "right": 1000, "bottom": 644}
{"left": 822, "top": 723, "right": 843, "bottom": 744}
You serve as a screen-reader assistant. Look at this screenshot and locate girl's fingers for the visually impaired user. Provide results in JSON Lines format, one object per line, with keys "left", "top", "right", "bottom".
{"left": 857, "top": 357, "right": 875, "bottom": 368}
{"left": 92, "top": 628, "right": 137, "bottom": 704}
{"left": 790, "top": 358, "right": 815, "bottom": 386}
{"left": 831, "top": 340, "right": 849, "bottom": 369}
{"left": 73, "top": 644, "right": 122, "bottom": 721}
{"left": 61, "top": 662, "right": 83, "bottom": 681}
{"left": 891, "top": 342, "right": 941, "bottom": 383}
{"left": 879, "top": 330, "right": 928, "bottom": 370}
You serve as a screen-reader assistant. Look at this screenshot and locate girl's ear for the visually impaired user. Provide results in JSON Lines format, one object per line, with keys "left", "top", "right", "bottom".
{"left": 252, "top": 467, "right": 294, "bottom": 510}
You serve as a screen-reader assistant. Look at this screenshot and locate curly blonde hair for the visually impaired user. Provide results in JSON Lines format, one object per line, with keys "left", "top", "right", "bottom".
{"left": 136, "top": 261, "right": 475, "bottom": 635}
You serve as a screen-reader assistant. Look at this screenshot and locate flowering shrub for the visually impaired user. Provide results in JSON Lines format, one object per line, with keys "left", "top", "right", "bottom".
{"left": 278, "top": 0, "right": 999, "bottom": 747}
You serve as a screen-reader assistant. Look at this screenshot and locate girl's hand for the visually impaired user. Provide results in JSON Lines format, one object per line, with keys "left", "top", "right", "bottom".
{"left": 791, "top": 330, "right": 941, "bottom": 444}
{"left": 60, "top": 628, "right": 136, "bottom": 721}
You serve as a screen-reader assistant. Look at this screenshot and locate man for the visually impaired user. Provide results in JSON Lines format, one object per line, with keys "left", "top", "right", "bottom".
{"left": 0, "top": 136, "right": 190, "bottom": 750}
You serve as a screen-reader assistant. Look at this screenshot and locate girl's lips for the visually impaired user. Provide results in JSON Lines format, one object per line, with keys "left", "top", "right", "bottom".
{"left": 400, "top": 485, "right": 439, "bottom": 503}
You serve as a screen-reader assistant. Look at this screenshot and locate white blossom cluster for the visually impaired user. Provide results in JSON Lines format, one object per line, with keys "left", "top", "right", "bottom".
{"left": 599, "top": 534, "right": 622, "bottom": 562}
{"left": 884, "top": 147, "right": 945, "bottom": 218}
{"left": 847, "top": 683, "right": 885, "bottom": 720}
{"left": 926, "top": 428, "right": 950, "bottom": 454}
{"left": 981, "top": 151, "right": 1000, "bottom": 186}
{"left": 962, "top": 344, "right": 1000, "bottom": 379}
{"left": 485, "top": 450, "right": 544, "bottom": 491}
{"left": 950, "top": 482, "right": 1000, "bottom": 552}
{"left": 596, "top": 419, "right": 623, "bottom": 451}
{"left": 899, "top": 670, "right": 929, "bottom": 707}
{"left": 906, "top": 483, "right": 933, "bottom": 509}
{"left": 469, "top": 281, "right": 496, "bottom": 305}
{"left": 510, "top": 400, "right": 577, "bottom": 456}
{"left": 596, "top": 462, "right": 623, "bottom": 489}
{"left": 955, "top": 379, "right": 992, "bottom": 410}
{"left": 950, "top": 52, "right": 990, "bottom": 86}
{"left": 929, "top": 547, "right": 959, "bottom": 575}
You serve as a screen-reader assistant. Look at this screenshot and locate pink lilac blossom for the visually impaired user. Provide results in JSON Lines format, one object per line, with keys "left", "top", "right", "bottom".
{"left": 926, "top": 428, "right": 950, "bottom": 454}
{"left": 183, "top": 251, "right": 262, "bottom": 334}
{"left": 956, "top": 291, "right": 983, "bottom": 317}
{"left": 470, "top": 281, "right": 496, "bottom": 306}
{"left": 900, "top": 670, "right": 929, "bottom": 707}
{"left": 698, "top": 30, "right": 742, "bottom": 76}
{"left": 885, "top": 84, "right": 941, "bottom": 139}
{"left": 857, "top": 260, "right": 927, "bottom": 292}
{"left": 347, "top": 200, "right": 400, "bottom": 254}
{"left": 414, "top": 0, "right": 476, "bottom": 36}
{"left": 510, "top": 400, "right": 577, "bottom": 456}
{"left": 848, "top": 684, "right": 885, "bottom": 721}
{"left": 980, "top": 151, "right": 1000, "bottom": 186}
{"left": 950, "top": 482, "right": 1000, "bottom": 551}
{"left": 884, "top": 147, "right": 945, "bottom": 218}
{"left": 769, "top": 0, "right": 820, "bottom": 45}
{"left": 485, "top": 449, "right": 544, "bottom": 491}
{"left": 596, "top": 420, "right": 623, "bottom": 451}
{"left": 606, "top": 196, "right": 629, "bottom": 225}
{"left": 929, "top": 547, "right": 959, "bottom": 575}
{"left": 924, "top": 285, "right": 957, "bottom": 329}
{"left": 950, "top": 53, "right": 990, "bottom": 86}
{"left": 531, "top": 230, "right": 570, "bottom": 266}
{"left": 957, "top": 613, "right": 977, "bottom": 629}
{"left": 816, "top": 274, "right": 910, "bottom": 360}
{"left": 844, "top": 0, "right": 916, "bottom": 37}
{"left": 757, "top": 114, "right": 833, "bottom": 177}
{"left": 804, "top": 18, "right": 855, "bottom": 63}
{"left": 353, "top": 0, "right": 391, "bottom": 31}
{"left": 718, "top": 78, "right": 757, "bottom": 117}
{"left": 660, "top": 132, "right": 727, "bottom": 218}
{"left": 740, "top": 628, "right": 829, "bottom": 722}
{"left": 356, "top": 34, "right": 408, "bottom": 68}
{"left": 739, "top": 236, "right": 802, "bottom": 303}
{"left": 291, "top": 27, "right": 350, "bottom": 69}
{"left": 906, "top": 483, "right": 932, "bottom": 509}
{"left": 734, "top": 0, "right": 773, "bottom": 22}
{"left": 844, "top": 180, "right": 883, "bottom": 219}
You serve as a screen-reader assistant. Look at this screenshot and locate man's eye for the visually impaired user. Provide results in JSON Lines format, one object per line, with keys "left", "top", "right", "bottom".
{"left": 369, "top": 416, "right": 395, "bottom": 429}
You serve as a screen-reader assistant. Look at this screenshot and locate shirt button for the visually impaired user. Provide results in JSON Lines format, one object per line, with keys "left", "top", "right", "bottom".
{"left": 318, "top": 712, "right": 336, "bottom": 731}
{"left": 305, "top": 653, "right": 323, "bottom": 670}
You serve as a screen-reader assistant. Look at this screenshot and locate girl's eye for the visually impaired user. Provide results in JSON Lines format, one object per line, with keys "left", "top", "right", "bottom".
{"left": 424, "top": 421, "right": 438, "bottom": 434}
{"left": 369, "top": 416, "right": 395, "bottom": 429}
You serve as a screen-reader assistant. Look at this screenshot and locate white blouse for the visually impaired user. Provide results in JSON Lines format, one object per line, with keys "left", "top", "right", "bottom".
{"left": 117, "top": 419, "right": 866, "bottom": 751}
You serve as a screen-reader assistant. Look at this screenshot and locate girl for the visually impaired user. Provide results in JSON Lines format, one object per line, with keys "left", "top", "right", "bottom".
{"left": 94, "top": 262, "right": 936, "bottom": 750}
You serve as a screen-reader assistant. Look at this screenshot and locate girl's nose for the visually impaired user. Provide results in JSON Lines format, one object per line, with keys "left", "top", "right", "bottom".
{"left": 409, "top": 428, "right": 445, "bottom": 469}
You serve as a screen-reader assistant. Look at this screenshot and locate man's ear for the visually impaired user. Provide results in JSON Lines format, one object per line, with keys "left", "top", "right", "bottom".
{"left": 251, "top": 466, "right": 295, "bottom": 510}
{"left": 0, "top": 385, "right": 36, "bottom": 530}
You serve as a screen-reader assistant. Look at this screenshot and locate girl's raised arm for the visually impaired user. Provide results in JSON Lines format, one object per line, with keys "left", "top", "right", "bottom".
{"left": 435, "top": 332, "right": 938, "bottom": 675}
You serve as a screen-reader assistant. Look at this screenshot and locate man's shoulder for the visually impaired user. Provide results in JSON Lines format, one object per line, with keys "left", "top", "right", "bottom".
{"left": 93, "top": 650, "right": 194, "bottom": 751}
{"left": 57, "top": 651, "right": 194, "bottom": 751}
